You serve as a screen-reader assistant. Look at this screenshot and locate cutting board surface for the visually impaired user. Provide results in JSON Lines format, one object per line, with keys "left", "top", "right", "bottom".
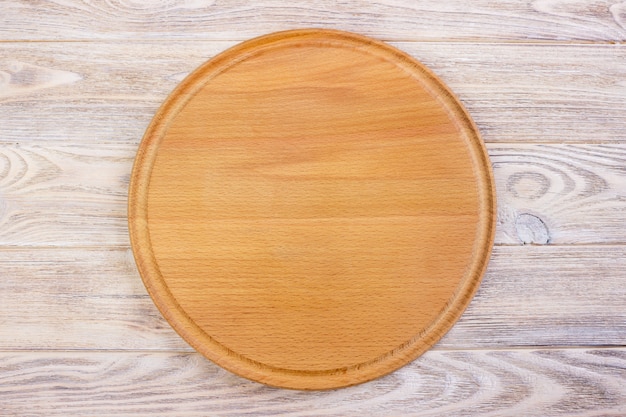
{"left": 128, "top": 29, "right": 496, "bottom": 390}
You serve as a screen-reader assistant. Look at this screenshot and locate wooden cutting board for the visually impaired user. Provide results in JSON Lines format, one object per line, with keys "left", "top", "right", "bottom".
{"left": 128, "top": 29, "right": 496, "bottom": 390}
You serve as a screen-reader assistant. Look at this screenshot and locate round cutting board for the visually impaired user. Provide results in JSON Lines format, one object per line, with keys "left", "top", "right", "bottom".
{"left": 129, "top": 29, "right": 496, "bottom": 390}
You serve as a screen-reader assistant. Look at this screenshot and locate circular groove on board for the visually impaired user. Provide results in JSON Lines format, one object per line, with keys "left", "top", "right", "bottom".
{"left": 128, "top": 29, "right": 496, "bottom": 390}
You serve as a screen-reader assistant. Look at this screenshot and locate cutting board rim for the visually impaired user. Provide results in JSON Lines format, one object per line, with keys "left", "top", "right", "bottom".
{"left": 128, "top": 28, "right": 497, "bottom": 390}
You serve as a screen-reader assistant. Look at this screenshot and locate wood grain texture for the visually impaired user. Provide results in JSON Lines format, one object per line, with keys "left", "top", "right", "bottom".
{"left": 0, "top": 143, "right": 624, "bottom": 247}
{"left": 1, "top": 0, "right": 626, "bottom": 42}
{"left": 1, "top": 0, "right": 625, "bottom": 410}
{"left": 1, "top": 42, "right": 624, "bottom": 145}
{"left": 128, "top": 29, "right": 496, "bottom": 389}
{"left": 492, "top": 144, "right": 626, "bottom": 245}
{"left": 0, "top": 246, "right": 623, "bottom": 351}
{"left": 0, "top": 143, "right": 132, "bottom": 246}
{"left": 0, "top": 349, "right": 624, "bottom": 416}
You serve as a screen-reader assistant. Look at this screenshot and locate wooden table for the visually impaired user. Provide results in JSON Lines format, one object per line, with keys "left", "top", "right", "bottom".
{"left": 1, "top": 1, "right": 625, "bottom": 415}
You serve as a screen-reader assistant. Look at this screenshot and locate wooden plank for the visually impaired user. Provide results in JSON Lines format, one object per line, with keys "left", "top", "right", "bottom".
{"left": 1, "top": 42, "right": 624, "bottom": 145}
{"left": 1, "top": 0, "right": 626, "bottom": 42}
{"left": 0, "top": 143, "right": 624, "bottom": 247}
{"left": 444, "top": 245, "right": 626, "bottom": 348}
{"left": 0, "top": 143, "right": 133, "bottom": 246}
{"left": 491, "top": 144, "right": 626, "bottom": 245}
{"left": 0, "top": 246, "right": 624, "bottom": 351}
{"left": 0, "top": 349, "right": 624, "bottom": 416}
{"left": 0, "top": 248, "right": 175, "bottom": 350}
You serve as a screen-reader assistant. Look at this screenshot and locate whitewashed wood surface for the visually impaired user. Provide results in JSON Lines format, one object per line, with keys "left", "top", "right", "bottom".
{"left": 1, "top": 1, "right": 625, "bottom": 416}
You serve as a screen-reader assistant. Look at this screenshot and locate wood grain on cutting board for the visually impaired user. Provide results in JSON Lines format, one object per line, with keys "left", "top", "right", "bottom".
{"left": 128, "top": 30, "right": 495, "bottom": 389}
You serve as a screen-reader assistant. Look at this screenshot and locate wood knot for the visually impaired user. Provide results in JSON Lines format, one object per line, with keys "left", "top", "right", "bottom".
{"left": 515, "top": 213, "right": 550, "bottom": 245}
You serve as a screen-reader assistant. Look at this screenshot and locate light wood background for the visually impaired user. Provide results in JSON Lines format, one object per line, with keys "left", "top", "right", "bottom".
{"left": 1, "top": 1, "right": 625, "bottom": 415}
